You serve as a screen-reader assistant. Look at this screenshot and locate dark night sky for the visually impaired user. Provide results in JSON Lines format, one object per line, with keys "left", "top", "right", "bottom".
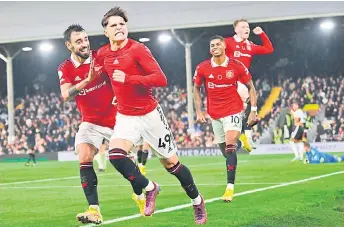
{"left": 1, "top": 16, "right": 344, "bottom": 98}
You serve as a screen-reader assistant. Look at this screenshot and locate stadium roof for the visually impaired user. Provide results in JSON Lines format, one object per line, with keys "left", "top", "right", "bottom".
{"left": 1, "top": 1, "right": 344, "bottom": 44}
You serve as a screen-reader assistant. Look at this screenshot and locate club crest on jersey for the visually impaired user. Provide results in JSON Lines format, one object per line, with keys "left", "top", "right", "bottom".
{"left": 247, "top": 42, "right": 252, "bottom": 51}
{"left": 226, "top": 70, "right": 234, "bottom": 79}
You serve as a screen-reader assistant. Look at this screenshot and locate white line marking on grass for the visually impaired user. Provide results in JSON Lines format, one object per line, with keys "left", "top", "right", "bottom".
{"left": 1, "top": 161, "right": 248, "bottom": 186}
{"left": 82, "top": 170, "right": 344, "bottom": 227}
{"left": 2, "top": 182, "right": 281, "bottom": 189}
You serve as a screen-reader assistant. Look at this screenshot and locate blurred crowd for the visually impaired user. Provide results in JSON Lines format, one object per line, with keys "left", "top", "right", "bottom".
{"left": 268, "top": 74, "right": 344, "bottom": 144}
{"left": 0, "top": 79, "right": 268, "bottom": 154}
{"left": 1, "top": 71, "right": 343, "bottom": 155}
{"left": 0, "top": 93, "right": 80, "bottom": 155}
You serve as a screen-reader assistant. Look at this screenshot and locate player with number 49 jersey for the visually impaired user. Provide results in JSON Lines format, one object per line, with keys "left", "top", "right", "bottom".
{"left": 95, "top": 6, "right": 207, "bottom": 224}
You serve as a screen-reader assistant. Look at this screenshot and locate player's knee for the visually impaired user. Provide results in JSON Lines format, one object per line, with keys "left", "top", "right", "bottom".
{"left": 109, "top": 138, "right": 133, "bottom": 152}
{"left": 78, "top": 143, "right": 97, "bottom": 162}
{"left": 165, "top": 161, "right": 182, "bottom": 175}
{"left": 161, "top": 154, "right": 179, "bottom": 169}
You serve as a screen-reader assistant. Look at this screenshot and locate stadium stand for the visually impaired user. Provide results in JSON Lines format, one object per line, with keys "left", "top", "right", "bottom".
{"left": 1, "top": 72, "right": 343, "bottom": 155}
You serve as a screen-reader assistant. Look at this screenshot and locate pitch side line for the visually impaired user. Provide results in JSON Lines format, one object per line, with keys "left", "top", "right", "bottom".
{"left": 0, "top": 161, "right": 248, "bottom": 186}
{"left": 2, "top": 182, "right": 282, "bottom": 189}
{"left": 82, "top": 170, "right": 344, "bottom": 227}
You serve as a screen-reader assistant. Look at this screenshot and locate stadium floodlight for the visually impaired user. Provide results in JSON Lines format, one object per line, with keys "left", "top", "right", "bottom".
{"left": 320, "top": 21, "right": 335, "bottom": 30}
{"left": 158, "top": 34, "right": 172, "bottom": 43}
{"left": 139, "top": 38, "right": 150, "bottom": 42}
{"left": 39, "top": 42, "right": 54, "bottom": 52}
{"left": 22, "top": 47, "right": 32, "bottom": 52}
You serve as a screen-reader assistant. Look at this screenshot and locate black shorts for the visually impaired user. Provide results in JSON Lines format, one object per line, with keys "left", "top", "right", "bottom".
{"left": 291, "top": 126, "right": 304, "bottom": 140}
{"left": 27, "top": 143, "right": 35, "bottom": 150}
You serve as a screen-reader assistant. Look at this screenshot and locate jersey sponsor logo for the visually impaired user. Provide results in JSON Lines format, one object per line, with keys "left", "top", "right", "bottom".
{"left": 226, "top": 70, "right": 234, "bottom": 79}
{"left": 234, "top": 51, "right": 251, "bottom": 58}
{"left": 209, "top": 74, "right": 214, "bottom": 79}
{"left": 113, "top": 59, "right": 119, "bottom": 64}
{"left": 75, "top": 76, "right": 82, "bottom": 81}
{"left": 207, "top": 82, "right": 235, "bottom": 89}
{"left": 78, "top": 80, "right": 107, "bottom": 96}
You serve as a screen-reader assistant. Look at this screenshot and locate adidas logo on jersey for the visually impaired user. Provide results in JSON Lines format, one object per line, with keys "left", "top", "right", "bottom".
{"left": 236, "top": 45, "right": 240, "bottom": 48}
{"left": 113, "top": 59, "right": 119, "bottom": 64}
{"left": 209, "top": 74, "right": 214, "bottom": 79}
{"left": 75, "top": 76, "right": 81, "bottom": 81}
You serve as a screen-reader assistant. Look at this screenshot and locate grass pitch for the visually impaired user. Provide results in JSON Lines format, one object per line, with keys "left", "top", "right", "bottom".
{"left": 1, "top": 153, "right": 344, "bottom": 227}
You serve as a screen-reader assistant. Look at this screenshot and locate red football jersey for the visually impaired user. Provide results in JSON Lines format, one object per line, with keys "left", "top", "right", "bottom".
{"left": 58, "top": 51, "right": 117, "bottom": 128}
{"left": 225, "top": 32, "right": 274, "bottom": 68}
{"left": 193, "top": 57, "right": 252, "bottom": 119}
{"left": 96, "top": 39, "right": 167, "bottom": 116}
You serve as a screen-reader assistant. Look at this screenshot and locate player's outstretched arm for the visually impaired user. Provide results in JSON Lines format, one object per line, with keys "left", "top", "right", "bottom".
{"left": 125, "top": 44, "right": 167, "bottom": 87}
{"left": 252, "top": 27, "right": 274, "bottom": 55}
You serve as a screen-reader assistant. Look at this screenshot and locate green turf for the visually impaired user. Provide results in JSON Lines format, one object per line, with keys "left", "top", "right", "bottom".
{"left": 1, "top": 154, "right": 344, "bottom": 227}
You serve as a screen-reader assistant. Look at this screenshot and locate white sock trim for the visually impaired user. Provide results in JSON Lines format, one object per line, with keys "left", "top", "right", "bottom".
{"left": 145, "top": 181, "right": 155, "bottom": 191}
{"left": 191, "top": 194, "right": 202, "bottom": 205}
{"left": 226, "top": 183, "right": 234, "bottom": 190}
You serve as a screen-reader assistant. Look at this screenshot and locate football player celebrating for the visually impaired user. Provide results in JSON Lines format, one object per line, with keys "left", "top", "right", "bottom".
{"left": 193, "top": 35, "right": 257, "bottom": 202}
{"left": 96, "top": 7, "right": 207, "bottom": 224}
{"left": 58, "top": 24, "right": 117, "bottom": 225}
{"left": 225, "top": 19, "right": 274, "bottom": 151}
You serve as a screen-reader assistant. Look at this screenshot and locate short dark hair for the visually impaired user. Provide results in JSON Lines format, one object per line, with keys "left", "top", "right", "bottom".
{"left": 63, "top": 24, "right": 85, "bottom": 42}
{"left": 101, "top": 6, "right": 128, "bottom": 28}
{"left": 210, "top": 35, "right": 224, "bottom": 42}
{"left": 303, "top": 141, "right": 311, "bottom": 147}
{"left": 233, "top": 19, "right": 248, "bottom": 28}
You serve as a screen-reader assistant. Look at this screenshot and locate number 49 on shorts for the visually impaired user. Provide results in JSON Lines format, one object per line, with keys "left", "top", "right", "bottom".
{"left": 158, "top": 133, "right": 174, "bottom": 151}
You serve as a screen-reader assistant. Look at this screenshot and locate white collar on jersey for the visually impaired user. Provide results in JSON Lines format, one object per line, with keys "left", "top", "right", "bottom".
{"left": 70, "top": 54, "right": 91, "bottom": 68}
{"left": 233, "top": 34, "right": 250, "bottom": 45}
{"left": 233, "top": 34, "right": 243, "bottom": 42}
{"left": 211, "top": 56, "right": 229, "bottom": 67}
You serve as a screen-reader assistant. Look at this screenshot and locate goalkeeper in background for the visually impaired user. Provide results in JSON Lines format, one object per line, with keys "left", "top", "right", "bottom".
{"left": 303, "top": 142, "right": 344, "bottom": 164}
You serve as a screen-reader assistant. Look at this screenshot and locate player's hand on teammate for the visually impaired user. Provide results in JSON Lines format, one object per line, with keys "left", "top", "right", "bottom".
{"left": 253, "top": 27, "right": 263, "bottom": 35}
{"left": 112, "top": 70, "right": 126, "bottom": 83}
{"left": 196, "top": 112, "right": 207, "bottom": 123}
{"left": 247, "top": 111, "right": 257, "bottom": 127}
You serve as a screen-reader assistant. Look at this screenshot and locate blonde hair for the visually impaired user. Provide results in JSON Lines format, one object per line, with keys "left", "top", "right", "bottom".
{"left": 233, "top": 19, "right": 248, "bottom": 28}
